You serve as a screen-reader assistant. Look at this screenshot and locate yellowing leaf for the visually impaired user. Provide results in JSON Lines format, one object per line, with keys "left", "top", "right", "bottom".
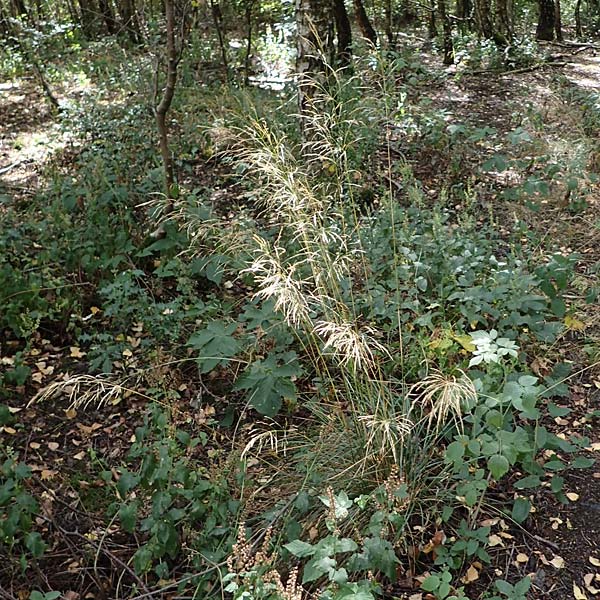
{"left": 564, "top": 315, "right": 585, "bottom": 331}
{"left": 574, "top": 582, "right": 588, "bottom": 599}
{"left": 90, "top": 306, "right": 100, "bottom": 314}
{"left": 453, "top": 334, "right": 476, "bottom": 352}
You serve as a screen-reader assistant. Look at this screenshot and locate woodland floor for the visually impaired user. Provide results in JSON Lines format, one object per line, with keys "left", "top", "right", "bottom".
{"left": 1, "top": 44, "right": 599, "bottom": 599}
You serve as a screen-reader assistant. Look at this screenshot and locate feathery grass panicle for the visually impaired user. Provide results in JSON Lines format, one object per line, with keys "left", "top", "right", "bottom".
{"left": 314, "top": 320, "right": 389, "bottom": 376}
{"left": 29, "top": 373, "right": 129, "bottom": 410}
{"left": 412, "top": 369, "right": 477, "bottom": 432}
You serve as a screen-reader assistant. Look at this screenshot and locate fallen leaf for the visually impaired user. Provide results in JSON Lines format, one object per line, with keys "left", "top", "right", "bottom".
{"left": 550, "top": 556, "right": 565, "bottom": 569}
{"left": 2, "top": 426, "right": 16, "bottom": 434}
{"left": 574, "top": 582, "right": 588, "bottom": 599}
{"left": 65, "top": 408, "right": 77, "bottom": 419}
{"left": 516, "top": 553, "right": 529, "bottom": 563}
{"left": 48, "top": 442, "right": 59, "bottom": 451}
{"left": 567, "top": 492, "right": 580, "bottom": 501}
{"left": 70, "top": 347, "right": 86, "bottom": 358}
{"left": 41, "top": 469, "right": 57, "bottom": 480}
{"left": 461, "top": 564, "right": 480, "bottom": 584}
{"left": 73, "top": 451, "right": 86, "bottom": 460}
{"left": 7, "top": 406, "right": 22, "bottom": 414}
{"left": 488, "top": 534, "right": 504, "bottom": 547}
{"left": 590, "top": 557, "right": 600, "bottom": 567}
{"left": 29, "top": 442, "right": 41, "bottom": 450}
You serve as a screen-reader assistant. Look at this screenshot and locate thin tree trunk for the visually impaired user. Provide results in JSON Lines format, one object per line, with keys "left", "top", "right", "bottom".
{"left": 333, "top": 0, "right": 352, "bottom": 66}
{"left": 384, "top": 0, "right": 394, "bottom": 46}
{"left": 495, "top": 0, "right": 513, "bottom": 42}
{"left": 243, "top": 0, "right": 255, "bottom": 85}
{"left": 354, "top": 0, "right": 377, "bottom": 45}
{"left": 155, "top": 0, "right": 178, "bottom": 199}
{"left": 427, "top": 0, "right": 437, "bottom": 38}
{"left": 210, "top": 0, "right": 229, "bottom": 82}
{"left": 438, "top": 0, "right": 453, "bottom": 64}
{"left": 575, "top": 0, "right": 582, "bottom": 37}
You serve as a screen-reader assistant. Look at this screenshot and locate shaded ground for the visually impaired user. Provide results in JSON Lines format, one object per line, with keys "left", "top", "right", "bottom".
{"left": 1, "top": 44, "right": 599, "bottom": 599}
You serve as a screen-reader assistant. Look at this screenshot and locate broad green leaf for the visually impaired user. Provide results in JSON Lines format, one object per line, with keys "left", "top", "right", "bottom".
{"left": 284, "top": 539, "right": 315, "bottom": 558}
{"left": 488, "top": 454, "right": 510, "bottom": 480}
{"left": 511, "top": 497, "right": 531, "bottom": 523}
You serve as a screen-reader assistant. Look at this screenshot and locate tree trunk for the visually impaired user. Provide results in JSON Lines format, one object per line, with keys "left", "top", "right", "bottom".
{"left": 354, "top": 0, "right": 377, "bottom": 45}
{"left": 210, "top": 0, "right": 229, "bottom": 82}
{"left": 495, "top": 0, "right": 513, "bottom": 42}
{"left": 333, "top": 0, "right": 352, "bottom": 66}
{"left": 296, "top": 0, "right": 334, "bottom": 116}
{"left": 554, "top": 0, "right": 563, "bottom": 40}
{"left": 384, "top": 0, "right": 394, "bottom": 46}
{"left": 118, "top": 0, "right": 142, "bottom": 42}
{"left": 98, "top": 0, "right": 117, "bottom": 34}
{"left": 243, "top": 0, "right": 255, "bottom": 85}
{"left": 575, "top": 0, "right": 582, "bottom": 37}
{"left": 438, "top": 0, "right": 453, "bottom": 64}
{"left": 474, "top": 0, "right": 494, "bottom": 38}
{"left": 156, "top": 0, "right": 179, "bottom": 199}
{"left": 536, "top": 0, "right": 555, "bottom": 39}
{"left": 79, "top": 0, "right": 99, "bottom": 37}
{"left": 456, "top": 0, "right": 471, "bottom": 33}
{"left": 427, "top": 0, "right": 437, "bottom": 38}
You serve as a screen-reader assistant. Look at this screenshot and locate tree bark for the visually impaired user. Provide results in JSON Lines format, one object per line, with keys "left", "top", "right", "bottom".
{"left": 210, "top": 0, "right": 229, "bottom": 82}
{"left": 536, "top": 0, "right": 555, "bottom": 40}
{"left": 474, "top": 0, "right": 494, "bottom": 38}
{"left": 575, "top": 0, "right": 582, "bottom": 37}
{"left": 354, "top": 0, "right": 377, "bottom": 45}
{"left": 333, "top": 0, "right": 352, "bottom": 66}
{"left": 156, "top": 0, "right": 179, "bottom": 198}
{"left": 98, "top": 0, "right": 117, "bottom": 34}
{"left": 438, "top": 0, "right": 453, "bottom": 64}
{"left": 495, "top": 0, "right": 513, "bottom": 42}
{"left": 243, "top": 0, "right": 255, "bottom": 85}
{"left": 554, "top": 0, "right": 563, "bottom": 41}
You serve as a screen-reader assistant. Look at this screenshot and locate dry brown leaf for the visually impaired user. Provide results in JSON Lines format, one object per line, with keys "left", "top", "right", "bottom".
{"left": 461, "top": 565, "right": 479, "bottom": 584}
{"left": 65, "top": 408, "right": 77, "bottom": 419}
{"left": 2, "top": 426, "right": 16, "bottom": 435}
{"left": 488, "top": 534, "right": 504, "bottom": 547}
{"left": 41, "top": 469, "right": 57, "bottom": 480}
{"left": 70, "top": 346, "right": 86, "bottom": 358}
{"left": 29, "top": 442, "right": 41, "bottom": 450}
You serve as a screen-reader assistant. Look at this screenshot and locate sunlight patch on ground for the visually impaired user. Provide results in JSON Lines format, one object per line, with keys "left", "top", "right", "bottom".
{"left": 565, "top": 57, "right": 600, "bottom": 90}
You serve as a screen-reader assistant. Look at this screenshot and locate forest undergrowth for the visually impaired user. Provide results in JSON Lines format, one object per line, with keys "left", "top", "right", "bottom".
{"left": 1, "top": 34, "right": 599, "bottom": 600}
